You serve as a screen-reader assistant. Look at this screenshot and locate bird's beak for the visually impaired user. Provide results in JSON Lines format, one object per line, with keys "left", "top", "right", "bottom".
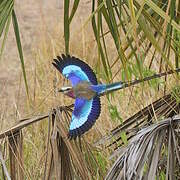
{"left": 57, "top": 87, "right": 75, "bottom": 99}
{"left": 58, "top": 88, "right": 63, "bottom": 92}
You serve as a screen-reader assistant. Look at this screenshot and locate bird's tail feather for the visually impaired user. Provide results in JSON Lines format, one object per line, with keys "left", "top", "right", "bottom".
{"left": 98, "top": 68, "right": 180, "bottom": 96}
{"left": 99, "top": 82, "right": 124, "bottom": 96}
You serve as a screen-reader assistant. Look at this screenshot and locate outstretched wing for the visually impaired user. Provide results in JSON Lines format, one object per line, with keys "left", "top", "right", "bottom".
{"left": 52, "top": 54, "right": 98, "bottom": 86}
{"left": 68, "top": 96, "right": 101, "bottom": 139}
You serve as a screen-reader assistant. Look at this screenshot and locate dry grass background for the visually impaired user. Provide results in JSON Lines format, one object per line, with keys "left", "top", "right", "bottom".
{"left": 0, "top": 1, "right": 116, "bottom": 177}
{"left": 0, "top": 0, "right": 179, "bottom": 179}
{"left": 0, "top": 0, "right": 174, "bottom": 133}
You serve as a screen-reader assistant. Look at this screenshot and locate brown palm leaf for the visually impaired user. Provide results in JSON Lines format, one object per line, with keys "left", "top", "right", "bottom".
{"left": 0, "top": 104, "right": 103, "bottom": 179}
{"left": 95, "top": 90, "right": 180, "bottom": 150}
{"left": 106, "top": 115, "right": 180, "bottom": 180}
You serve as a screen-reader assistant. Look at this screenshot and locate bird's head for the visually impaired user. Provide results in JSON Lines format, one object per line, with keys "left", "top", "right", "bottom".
{"left": 58, "top": 86, "right": 75, "bottom": 99}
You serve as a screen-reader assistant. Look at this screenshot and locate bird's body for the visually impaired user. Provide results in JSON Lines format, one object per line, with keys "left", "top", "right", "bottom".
{"left": 53, "top": 54, "right": 123, "bottom": 139}
{"left": 53, "top": 55, "right": 179, "bottom": 139}
{"left": 62, "top": 81, "right": 124, "bottom": 100}
{"left": 73, "top": 81, "right": 97, "bottom": 100}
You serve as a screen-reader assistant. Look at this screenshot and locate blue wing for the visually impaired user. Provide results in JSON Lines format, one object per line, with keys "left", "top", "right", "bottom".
{"left": 68, "top": 97, "right": 101, "bottom": 139}
{"left": 52, "top": 54, "right": 98, "bottom": 86}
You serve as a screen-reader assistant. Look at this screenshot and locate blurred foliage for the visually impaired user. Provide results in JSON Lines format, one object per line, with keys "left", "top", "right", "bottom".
{"left": 64, "top": 0, "right": 180, "bottom": 84}
{"left": 172, "top": 85, "right": 180, "bottom": 103}
{"left": 1, "top": 0, "right": 179, "bottom": 104}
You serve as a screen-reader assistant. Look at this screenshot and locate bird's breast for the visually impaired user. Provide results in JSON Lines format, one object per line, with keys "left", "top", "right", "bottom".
{"left": 73, "top": 82, "right": 97, "bottom": 100}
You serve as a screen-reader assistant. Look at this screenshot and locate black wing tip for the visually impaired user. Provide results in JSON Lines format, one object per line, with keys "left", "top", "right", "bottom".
{"left": 52, "top": 54, "right": 70, "bottom": 72}
{"left": 53, "top": 54, "right": 67, "bottom": 64}
{"left": 52, "top": 59, "right": 62, "bottom": 72}
{"left": 56, "top": 56, "right": 62, "bottom": 61}
{"left": 68, "top": 97, "right": 101, "bottom": 139}
{"left": 68, "top": 129, "right": 81, "bottom": 140}
{"left": 54, "top": 53, "right": 87, "bottom": 63}
{"left": 53, "top": 54, "right": 98, "bottom": 85}
{"left": 67, "top": 124, "right": 96, "bottom": 140}
{"left": 61, "top": 53, "right": 71, "bottom": 60}
{"left": 53, "top": 54, "right": 93, "bottom": 69}
{"left": 68, "top": 122, "right": 92, "bottom": 139}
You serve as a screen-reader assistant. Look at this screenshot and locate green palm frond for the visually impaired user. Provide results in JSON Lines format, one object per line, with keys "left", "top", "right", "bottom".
{"left": 90, "top": 0, "right": 180, "bottom": 82}
{"left": 12, "top": 10, "right": 29, "bottom": 98}
{"left": 0, "top": 0, "right": 29, "bottom": 98}
{"left": 64, "top": 0, "right": 81, "bottom": 55}
{"left": 63, "top": 0, "right": 179, "bottom": 83}
{"left": 0, "top": 0, "right": 13, "bottom": 59}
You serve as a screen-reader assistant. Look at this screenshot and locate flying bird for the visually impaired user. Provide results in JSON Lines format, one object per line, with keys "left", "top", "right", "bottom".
{"left": 53, "top": 54, "right": 180, "bottom": 139}
{"left": 52, "top": 54, "right": 123, "bottom": 139}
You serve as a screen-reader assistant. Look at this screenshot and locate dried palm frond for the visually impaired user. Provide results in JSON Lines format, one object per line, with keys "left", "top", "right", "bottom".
{"left": 47, "top": 105, "right": 104, "bottom": 179}
{"left": 0, "top": 145, "right": 11, "bottom": 180}
{"left": 95, "top": 90, "right": 180, "bottom": 149}
{"left": 106, "top": 115, "right": 180, "bottom": 180}
{"left": 0, "top": 104, "right": 103, "bottom": 179}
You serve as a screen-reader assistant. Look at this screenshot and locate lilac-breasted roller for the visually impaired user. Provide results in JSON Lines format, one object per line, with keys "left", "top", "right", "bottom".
{"left": 52, "top": 54, "right": 124, "bottom": 139}
{"left": 51, "top": 55, "right": 180, "bottom": 139}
